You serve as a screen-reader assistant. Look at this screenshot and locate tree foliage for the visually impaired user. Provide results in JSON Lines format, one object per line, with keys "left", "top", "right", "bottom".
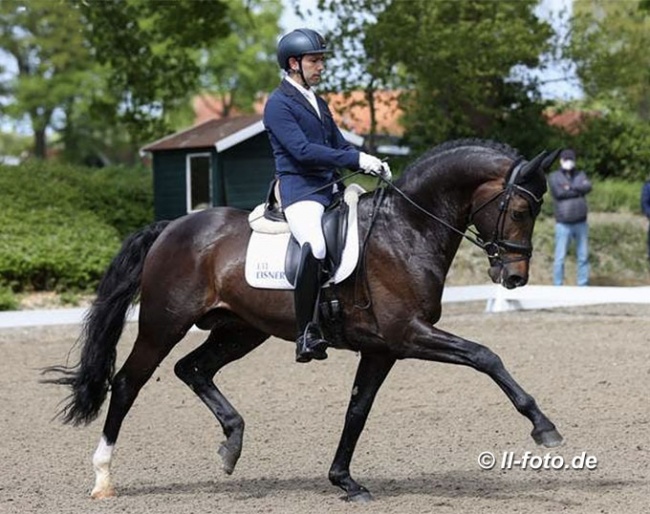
{"left": 296, "top": 0, "right": 556, "bottom": 156}
{"left": 312, "top": 0, "right": 399, "bottom": 152}
{"left": 557, "top": 0, "right": 650, "bottom": 181}
{"left": 370, "top": 0, "right": 555, "bottom": 153}
{"left": 569, "top": 0, "right": 650, "bottom": 121}
{"left": 0, "top": 0, "right": 283, "bottom": 162}
{"left": 198, "top": 0, "right": 282, "bottom": 118}
{"left": 0, "top": 0, "right": 94, "bottom": 158}
{"left": 74, "top": 0, "right": 231, "bottom": 142}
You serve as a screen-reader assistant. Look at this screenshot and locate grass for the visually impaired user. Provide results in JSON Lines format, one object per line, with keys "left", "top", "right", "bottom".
{"left": 447, "top": 212, "right": 650, "bottom": 287}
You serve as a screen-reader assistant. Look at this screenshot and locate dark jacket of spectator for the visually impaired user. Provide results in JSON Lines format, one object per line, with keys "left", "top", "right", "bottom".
{"left": 548, "top": 168, "right": 592, "bottom": 224}
{"left": 641, "top": 180, "right": 650, "bottom": 218}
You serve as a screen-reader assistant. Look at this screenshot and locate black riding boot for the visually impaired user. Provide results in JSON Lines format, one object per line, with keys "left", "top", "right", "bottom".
{"left": 294, "top": 243, "right": 328, "bottom": 363}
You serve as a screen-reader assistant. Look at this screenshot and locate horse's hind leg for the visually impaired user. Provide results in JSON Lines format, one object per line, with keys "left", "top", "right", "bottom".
{"left": 91, "top": 323, "right": 187, "bottom": 499}
{"left": 174, "top": 314, "right": 269, "bottom": 475}
{"left": 402, "top": 319, "right": 563, "bottom": 447}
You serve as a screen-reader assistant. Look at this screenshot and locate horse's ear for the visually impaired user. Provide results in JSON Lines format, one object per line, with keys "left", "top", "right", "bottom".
{"left": 540, "top": 148, "right": 561, "bottom": 172}
{"left": 518, "top": 150, "right": 548, "bottom": 181}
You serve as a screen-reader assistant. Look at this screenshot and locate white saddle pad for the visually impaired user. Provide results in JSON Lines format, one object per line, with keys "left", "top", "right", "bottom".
{"left": 245, "top": 184, "right": 365, "bottom": 289}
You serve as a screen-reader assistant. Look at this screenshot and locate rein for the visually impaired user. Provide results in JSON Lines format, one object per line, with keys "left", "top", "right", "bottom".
{"left": 379, "top": 177, "right": 486, "bottom": 252}
{"left": 375, "top": 159, "right": 543, "bottom": 263}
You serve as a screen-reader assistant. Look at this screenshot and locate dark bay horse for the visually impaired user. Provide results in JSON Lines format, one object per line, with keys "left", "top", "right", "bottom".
{"left": 45, "top": 139, "right": 563, "bottom": 502}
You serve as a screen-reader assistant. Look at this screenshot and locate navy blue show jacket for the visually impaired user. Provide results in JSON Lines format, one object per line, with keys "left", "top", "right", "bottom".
{"left": 263, "top": 79, "right": 360, "bottom": 207}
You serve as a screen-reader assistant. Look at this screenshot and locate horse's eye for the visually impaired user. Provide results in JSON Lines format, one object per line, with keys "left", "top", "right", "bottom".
{"left": 511, "top": 210, "right": 526, "bottom": 221}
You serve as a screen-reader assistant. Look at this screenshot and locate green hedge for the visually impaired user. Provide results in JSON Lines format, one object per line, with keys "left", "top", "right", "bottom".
{"left": 0, "top": 161, "right": 153, "bottom": 238}
{"left": 0, "top": 207, "right": 120, "bottom": 291}
{"left": 587, "top": 179, "right": 643, "bottom": 214}
{"left": 0, "top": 161, "right": 153, "bottom": 295}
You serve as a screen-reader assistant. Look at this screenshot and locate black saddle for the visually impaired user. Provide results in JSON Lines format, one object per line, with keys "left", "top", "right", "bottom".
{"left": 263, "top": 180, "right": 349, "bottom": 286}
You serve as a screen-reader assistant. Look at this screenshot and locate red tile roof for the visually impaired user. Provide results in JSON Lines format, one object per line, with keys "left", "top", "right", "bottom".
{"left": 545, "top": 109, "right": 600, "bottom": 135}
{"left": 325, "top": 90, "right": 404, "bottom": 137}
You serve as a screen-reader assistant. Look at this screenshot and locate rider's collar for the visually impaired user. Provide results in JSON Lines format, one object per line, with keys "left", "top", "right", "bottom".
{"left": 285, "top": 75, "right": 314, "bottom": 97}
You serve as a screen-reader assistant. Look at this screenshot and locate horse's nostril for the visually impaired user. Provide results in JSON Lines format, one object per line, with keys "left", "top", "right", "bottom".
{"left": 506, "top": 275, "right": 527, "bottom": 289}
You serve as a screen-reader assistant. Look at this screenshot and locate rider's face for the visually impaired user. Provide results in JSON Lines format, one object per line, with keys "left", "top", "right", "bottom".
{"left": 290, "top": 54, "right": 325, "bottom": 87}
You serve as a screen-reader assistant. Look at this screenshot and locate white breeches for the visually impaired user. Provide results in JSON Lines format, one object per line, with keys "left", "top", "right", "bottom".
{"left": 284, "top": 200, "right": 326, "bottom": 259}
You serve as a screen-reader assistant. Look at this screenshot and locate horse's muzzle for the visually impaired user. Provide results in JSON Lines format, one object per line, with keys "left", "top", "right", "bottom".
{"left": 488, "top": 263, "right": 528, "bottom": 289}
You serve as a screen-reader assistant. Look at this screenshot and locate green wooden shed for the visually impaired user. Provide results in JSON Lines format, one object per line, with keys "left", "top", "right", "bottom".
{"left": 142, "top": 114, "right": 274, "bottom": 220}
{"left": 142, "top": 114, "right": 364, "bottom": 221}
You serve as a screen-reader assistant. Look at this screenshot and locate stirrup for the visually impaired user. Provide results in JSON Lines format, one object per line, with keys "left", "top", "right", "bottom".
{"left": 295, "top": 322, "right": 328, "bottom": 363}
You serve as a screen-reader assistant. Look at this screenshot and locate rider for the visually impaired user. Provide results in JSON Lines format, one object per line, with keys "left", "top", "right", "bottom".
{"left": 263, "top": 28, "right": 391, "bottom": 363}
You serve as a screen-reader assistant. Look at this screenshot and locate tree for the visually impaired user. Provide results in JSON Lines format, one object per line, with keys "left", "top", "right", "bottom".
{"left": 294, "top": 1, "right": 557, "bottom": 156}
{"left": 569, "top": 0, "right": 650, "bottom": 121}
{"left": 370, "top": 0, "right": 555, "bottom": 153}
{"left": 198, "top": 0, "right": 282, "bottom": 118}
{"left": 73, "top": 0, "right": 231, "bottom": 143}
{"left": 0, "top": 0, "right": 94, "bottom": 158}
{"left": 0, "top": 0, "right": 234, "bottom": 161}
{"left": 558, "top": 0, "right": 650, "bottom": 181}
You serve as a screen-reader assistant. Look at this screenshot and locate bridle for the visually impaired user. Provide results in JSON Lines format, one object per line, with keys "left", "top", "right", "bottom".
{"left": 467, "top": 158, "right": 544, "bottom": 266}
{"left": 379, "top": 158, "right": 544, "bottom": 268}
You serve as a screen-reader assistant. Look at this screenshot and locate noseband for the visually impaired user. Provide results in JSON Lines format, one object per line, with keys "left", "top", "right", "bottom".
{"left": 469, "top": 159, "right": 544, "bottom": 266}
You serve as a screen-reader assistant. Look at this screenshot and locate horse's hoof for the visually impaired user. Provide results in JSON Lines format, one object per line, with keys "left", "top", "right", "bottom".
{"left": 218, "top": 442, "right": 239, "bottom": 475}
{"left": 533, "top": 428, "right": 564, "bottom": 448}
{"left": 346, "top": 489, "right": 373, "bottom": 503}
{"left": 90, "top": 487, "right": 116, "bottom": 499}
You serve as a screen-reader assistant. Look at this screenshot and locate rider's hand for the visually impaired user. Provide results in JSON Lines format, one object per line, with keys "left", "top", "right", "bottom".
{"left": 359, "top": 152, "right": 390, "bottom": 180}
{"left": 358, "top": 152, "right": 383, "bottom": 174}
{"left": 379, "top": 161, "right": 392, "bottom": 181}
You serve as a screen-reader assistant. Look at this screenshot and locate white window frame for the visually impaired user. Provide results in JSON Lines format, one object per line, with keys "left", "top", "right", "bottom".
{"left": 186, "top": 152, "right": 212, "bottom": 213}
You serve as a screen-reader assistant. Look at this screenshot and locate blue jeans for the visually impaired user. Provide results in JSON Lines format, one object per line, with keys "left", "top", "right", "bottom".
{"left": 553, "top": 221, "right": 589, "bottom": 286}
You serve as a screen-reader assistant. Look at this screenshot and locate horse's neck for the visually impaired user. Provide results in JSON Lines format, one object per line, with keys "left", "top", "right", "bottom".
{"left": 397, "top": 166, "right": 483, "bottom": 232}
{"left": 361, "top": 182, "right": 468, "bottom": 255}
{"left": 356, "top": 189, "right": 467, "bottom": 292}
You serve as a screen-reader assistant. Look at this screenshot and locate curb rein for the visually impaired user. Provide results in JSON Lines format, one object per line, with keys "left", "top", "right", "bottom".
{"left": 376, "top": 158, "right": 544, "bottom": 267}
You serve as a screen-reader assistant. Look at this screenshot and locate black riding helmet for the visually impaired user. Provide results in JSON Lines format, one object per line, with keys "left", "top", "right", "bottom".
{"left": 276, "top": 29, "right": 331, "bottom": 81}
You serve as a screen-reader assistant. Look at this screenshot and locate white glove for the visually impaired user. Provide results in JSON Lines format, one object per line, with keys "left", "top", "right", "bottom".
{"left": 359, "top": 152, "right": 390, "bottom": 180}
{"left": 358, "top": 152, "right": 383, "bottom": 174}
{"left": 379, "top": 161, "right": 392, "bottom": 181}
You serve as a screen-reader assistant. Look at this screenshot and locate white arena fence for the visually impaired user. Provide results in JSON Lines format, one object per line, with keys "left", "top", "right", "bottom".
{"left": 442, "top": 285, "right": 650, "bottom": 312}
{"left": 1, "top": 285, "right": 649, "bottom": 329}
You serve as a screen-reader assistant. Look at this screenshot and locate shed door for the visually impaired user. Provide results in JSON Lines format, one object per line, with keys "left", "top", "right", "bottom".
{"left": 186, "top": 153, "right": 212, "bottom": 212}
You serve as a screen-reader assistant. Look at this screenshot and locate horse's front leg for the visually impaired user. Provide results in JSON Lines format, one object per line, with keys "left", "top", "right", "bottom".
{"left": 402, "top": 319, "right": 563, "bottom": 447}
{"left": 328, "top": 352, "right": 395, "bottom": 503}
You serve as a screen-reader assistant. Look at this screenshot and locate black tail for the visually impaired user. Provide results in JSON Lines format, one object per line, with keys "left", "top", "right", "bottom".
{"left": 42, "top": 220, "right": 171, "bottom": 425}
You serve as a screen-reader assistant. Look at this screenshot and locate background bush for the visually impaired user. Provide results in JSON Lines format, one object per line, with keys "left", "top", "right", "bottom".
{"left": 0, "top": 285, "right": 19, "bottom": 310}
{"left": 0, "top": 161, "right": 153, "bottom": 295}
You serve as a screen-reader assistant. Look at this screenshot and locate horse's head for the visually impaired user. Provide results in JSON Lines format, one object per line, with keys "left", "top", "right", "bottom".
{"left": 469, "top": 149, "right": 559, "bottom": 289}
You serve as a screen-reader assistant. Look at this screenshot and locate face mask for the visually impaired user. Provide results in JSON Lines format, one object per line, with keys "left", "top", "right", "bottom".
{"left": 561, "top": 159, "right": 575, "bottom": 171}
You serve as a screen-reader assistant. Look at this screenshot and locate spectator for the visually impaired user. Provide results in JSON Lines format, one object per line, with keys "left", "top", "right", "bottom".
{"left": 548, "top": 148, "right": 593, "bottom": 286}
{"left": 642, "top": 178, "right": 650, "bottom": 262}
